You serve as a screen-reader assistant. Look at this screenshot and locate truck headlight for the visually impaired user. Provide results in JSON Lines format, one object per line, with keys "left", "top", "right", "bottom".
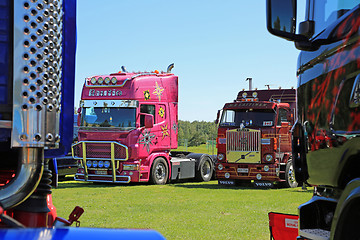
{"left": 92, "top": 160, "right": 98, "bottom": 168}
{"left": 98, "top": 160, "right": 104, "bottom": 168}
{"left": 218, "top": 164, "right": 224, "bottom": 171}
{"left": 264, "top": 165, "right": 269, "bottom": 172}
{"left": 86, "top": 161, "right": 92, "bottom": 168}
{"left": 218, "top": 154, "right": 224, "bottom": 161}
{"left": 265, "top": 154, "right": 273, "bottom": 162}
{"left": 104, "top": 77, "right": 110, "bottom": 84}
{"left": 90, "top": 77, "right": 96, "bottom": 84}
{"left": 225, "top": 172, "right": 230, "bottom": 179}
{"left": 104, "top": 161, "right": 111, "bottom": 168}
{"left": 123, "top": 164, "right": 139, "bottom": 171}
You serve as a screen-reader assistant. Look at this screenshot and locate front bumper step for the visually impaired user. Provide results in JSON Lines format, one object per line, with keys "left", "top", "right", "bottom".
{"left": 299, "top": 228, "right": 330, "bottom": 240}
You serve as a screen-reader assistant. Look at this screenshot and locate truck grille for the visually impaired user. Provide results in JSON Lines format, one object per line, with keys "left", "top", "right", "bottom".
{"left": 226, "top": 129, "right": 261, "bottom": 152}
{"left": 72, "top": 141, "right": 128, "bottom": 160}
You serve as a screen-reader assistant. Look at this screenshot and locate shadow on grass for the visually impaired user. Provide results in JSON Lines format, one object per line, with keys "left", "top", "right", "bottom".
{"left": 55, "top": 181, "right": 150, "bottom": 189}
{"left": 171, "top": 182, "right": 274, "bottom": 191}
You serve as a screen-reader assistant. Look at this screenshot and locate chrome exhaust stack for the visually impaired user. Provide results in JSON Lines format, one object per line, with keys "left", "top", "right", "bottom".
{"left": 0, "top": 1, "right": 66, "bottom": 210}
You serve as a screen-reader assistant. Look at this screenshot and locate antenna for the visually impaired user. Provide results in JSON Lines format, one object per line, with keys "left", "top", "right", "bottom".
{"left": 246, "top": 77, "right": 252, "bottom": 90}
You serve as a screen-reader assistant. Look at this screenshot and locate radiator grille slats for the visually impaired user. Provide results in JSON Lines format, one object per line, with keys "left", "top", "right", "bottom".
{"left": 226, "top": 130, "right": 261, "bottom": 152}
{"left": 72, "top": 141, "right": 128, "bottom": 160}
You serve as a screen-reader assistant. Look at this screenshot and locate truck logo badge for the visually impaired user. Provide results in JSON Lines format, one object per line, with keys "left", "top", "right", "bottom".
{"left": 239, "top": 138, "right": 247, "bottom": 144}
{"left": 161, "top": 124, "right": 169, "bottom": 139}
{"left": 89, "top": 89, "right": 122, "bottom": 97}
{"left": 138, "top": 129, "right": 156, "bottom": 153}
{"left": 144, "top": 90, "right": 151, "bottom": 101}
{"left": 158, "top": 107, "right": 165, "bottom": 118}
{"left": 153, "top": 81, "right": 164, "bottom": 101}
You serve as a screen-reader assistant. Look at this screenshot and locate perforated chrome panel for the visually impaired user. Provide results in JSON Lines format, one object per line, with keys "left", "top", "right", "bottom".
{"left": 12, "top": 0, "right": 64, "bottom": 148}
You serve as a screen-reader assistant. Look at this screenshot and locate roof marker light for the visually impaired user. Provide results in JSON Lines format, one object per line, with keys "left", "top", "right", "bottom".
{"left": 90, "top": 77, "right": 96, "bottom": 84}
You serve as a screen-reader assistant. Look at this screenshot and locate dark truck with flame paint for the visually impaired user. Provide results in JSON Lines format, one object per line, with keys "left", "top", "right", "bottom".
{"left": 267, "top": 0, "right": 360, "bottom": 239}
{"left": 215, "top": 88, "right": 297, "bottom": 188}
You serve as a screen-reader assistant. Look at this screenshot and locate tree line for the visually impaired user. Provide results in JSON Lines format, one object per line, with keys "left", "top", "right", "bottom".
{"left": 178, "top": 120, "right": 217, "bottom": 147}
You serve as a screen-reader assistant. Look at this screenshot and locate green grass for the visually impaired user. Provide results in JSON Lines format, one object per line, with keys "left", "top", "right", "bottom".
{"left": 175, "top": 143, "right": 216, "bottom": 154}
{"left": 52, "top": 180, "right": 312, "bottom": 240}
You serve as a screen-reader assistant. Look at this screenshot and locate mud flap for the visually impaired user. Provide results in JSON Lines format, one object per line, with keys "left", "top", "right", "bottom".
{"left": 268, "top": 212, "right": 298, "bottom": 240}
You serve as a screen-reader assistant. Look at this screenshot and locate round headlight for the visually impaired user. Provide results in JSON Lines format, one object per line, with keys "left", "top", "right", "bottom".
{"left": 104, "top": 161, "right": 110, "bottom": 168}
{"left": 92, "top": 160, "right": 98, "bottom": 168}
{"left": 218, "top": 164, "right": 224, "bottom": 171}
{"left": 90, "top": 77, "right": 96, "bottom": 84}
{"left": 256, "top": 173, "right": 262, "bottom": 180}
{"left": 86, "top": 160, "right": 92, "bottom": 168}
{"left": 252, "top": 92, "right": 258, "bottom": 98}
{"left": 225, "top": 172, "right": 230, "bottom": 179}
{"left": 98, "top": 161, "right": 104, "bottom": 168}
{"left": 242, "top": 92, "right": 247, "bottom": 98}
{"left": 104, "top": 77, "right": 110, "bottom": 84}
{"left": 265, "top": 154, "right": 273, "bottom": 162}
{"left": 218, "top": 154, "right": 224, "bottom": 161}
{"left": 264, "top": 165, "right": 270, "bottom": 172}
{"left": 111, "top": 77, "right": 117, "bottom": 84}
{"left": 97, "top": 77, "right": 103, "bottom": 84}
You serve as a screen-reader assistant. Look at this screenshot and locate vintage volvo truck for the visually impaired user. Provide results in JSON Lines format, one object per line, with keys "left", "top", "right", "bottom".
{"left": 215, "top": 88, "right": 297, "bottom": 188}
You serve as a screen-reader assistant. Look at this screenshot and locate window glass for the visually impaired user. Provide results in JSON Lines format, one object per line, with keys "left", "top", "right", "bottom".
{"left": 277, "top": 108, "right": 289, "bottom": 126}
{"left": 81, "top": 107, "right": 136, "bottom": 129}
{"left": 220, "top": 109, "right": 275, "bottom": 127}
{"left": 312, "top": 0, "right": 360, "bottom": 37}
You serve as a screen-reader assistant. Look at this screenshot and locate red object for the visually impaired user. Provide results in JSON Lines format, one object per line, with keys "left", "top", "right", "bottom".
{"left": 268, "top": 212, "right": 299, "bottom": 240}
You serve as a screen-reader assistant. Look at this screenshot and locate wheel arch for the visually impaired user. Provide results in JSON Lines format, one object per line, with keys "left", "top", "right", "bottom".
{"left": 147, "top": 153, "right": 171, "bottom": 181}
{"left": 332, "top": 178, "right": 360, "bottom": 240}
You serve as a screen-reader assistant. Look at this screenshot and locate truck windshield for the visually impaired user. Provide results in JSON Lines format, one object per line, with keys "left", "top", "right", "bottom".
{"left": 220, "top": 109, "right": 275, "bottom": 127}
{"left": 81, "top": 107, "right": 136, "bottom": 130}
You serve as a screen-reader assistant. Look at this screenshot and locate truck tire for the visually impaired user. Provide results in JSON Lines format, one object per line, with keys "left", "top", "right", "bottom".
{"left": 150, "top": 158, "right": 168, "bottom": 185}
{"left": 195, "top": 156, "right": 213, "bottom": 182}
{"left": 284, "top": 161, "right": 298, "bottom": 188}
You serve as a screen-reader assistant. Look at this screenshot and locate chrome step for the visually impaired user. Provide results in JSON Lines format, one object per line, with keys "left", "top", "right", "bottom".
{"left": 299, "top": 228, "right": 330, "bottom": 240}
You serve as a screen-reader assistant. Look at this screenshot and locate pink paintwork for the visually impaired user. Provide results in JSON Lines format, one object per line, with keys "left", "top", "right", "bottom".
{"left": 73, "top": 72, "right": 179, "bottom": 183}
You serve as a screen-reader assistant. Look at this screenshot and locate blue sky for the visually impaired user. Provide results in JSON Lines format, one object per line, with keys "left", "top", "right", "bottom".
{"left": 75, "top": 1, "right": 304, "bottom": 122}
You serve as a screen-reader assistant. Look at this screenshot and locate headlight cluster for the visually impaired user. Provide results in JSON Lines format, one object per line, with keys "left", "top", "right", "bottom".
{"left": 123, "top": 164, "right": 139, "bottom": 171}
{"left": 90, "top": 77, "right": 117, "bottom": 85}
{"left": 86, "top": 160, "right": 111, "bottom": 168}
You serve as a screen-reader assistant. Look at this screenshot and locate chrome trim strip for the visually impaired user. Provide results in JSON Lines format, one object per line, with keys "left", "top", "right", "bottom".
{"left": 81, "top": 99, "right": 139, "bottom": 108}
{"left": 75, "top": 173, "right": 131, "bottom": 184}
{"left": 0, "top": 120, "right": 12, "bottom": 129}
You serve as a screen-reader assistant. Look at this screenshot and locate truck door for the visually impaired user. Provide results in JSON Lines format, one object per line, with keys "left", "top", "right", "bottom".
{"left": 276, "top": 108, "right": 291, "bottom": 153}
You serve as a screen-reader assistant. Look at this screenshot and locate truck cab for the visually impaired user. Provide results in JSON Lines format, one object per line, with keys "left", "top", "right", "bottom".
{"left": 267, "top": 0, "right": 360, "bottom": 239}
{"left": 73, "top": 69, "right": 215, "bottom": 184}
{"left": 216, "top": 88, "right": 297, "bottom": 188}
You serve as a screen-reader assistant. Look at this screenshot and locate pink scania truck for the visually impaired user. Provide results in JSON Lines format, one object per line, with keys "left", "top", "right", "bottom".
{"left": 72, "top": 65, "right": 215, "bottom": 184}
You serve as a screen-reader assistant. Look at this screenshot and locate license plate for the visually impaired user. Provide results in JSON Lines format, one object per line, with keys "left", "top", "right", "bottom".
{"left": 95, "top": 170, "right": 107, "bottom": 175}
{"left": 237, "top": 168, "right": 249, "bottom": 173}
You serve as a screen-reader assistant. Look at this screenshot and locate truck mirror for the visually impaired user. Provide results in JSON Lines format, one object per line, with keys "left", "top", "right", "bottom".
{"left": 77, "top": 112, "right": 81, "bottom": 126}
{"left": 266, "top": 0, "right": 300, "bottom": 41}
{"left": 144, "top": 114, "right": 154, "bottom": 129}
{"left": 215, "top": 110, "right": 221, "bottom": 124}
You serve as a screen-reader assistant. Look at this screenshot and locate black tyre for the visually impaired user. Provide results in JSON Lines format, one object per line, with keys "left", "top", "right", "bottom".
{"left": 284, "top": 161, "right": 298, "bottom": 188}
{"left": 195, "top": 157, "right": 213, "bottom": 182}
{"left": 150, "top": 158, "right": 168, "bottom": 185}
